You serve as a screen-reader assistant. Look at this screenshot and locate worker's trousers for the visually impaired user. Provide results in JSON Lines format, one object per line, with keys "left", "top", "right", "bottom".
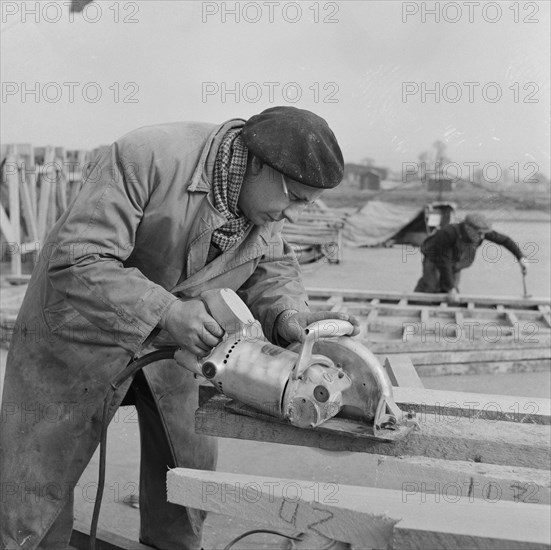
{"left": 414, "top": 257, "right": 461, "bottom": 293}
{"left": 33, "top": 366, "right": 217, "bottom": 550}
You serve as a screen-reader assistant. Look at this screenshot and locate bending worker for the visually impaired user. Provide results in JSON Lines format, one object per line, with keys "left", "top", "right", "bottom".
{"left": 0, "top": 106, "right": 359, "bottom": 550}
{"left": 414, "top": 212, "right": 528, "bottom": 299}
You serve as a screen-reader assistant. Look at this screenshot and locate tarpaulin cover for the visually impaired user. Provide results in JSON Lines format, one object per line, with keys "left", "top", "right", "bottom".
{"left": 343, "top": 200, "right": 423, "bottom": 247}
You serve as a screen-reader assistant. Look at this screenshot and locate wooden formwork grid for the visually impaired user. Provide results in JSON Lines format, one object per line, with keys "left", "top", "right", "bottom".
{"left": 1, "top": 144, "right": 103, "bottom": 276}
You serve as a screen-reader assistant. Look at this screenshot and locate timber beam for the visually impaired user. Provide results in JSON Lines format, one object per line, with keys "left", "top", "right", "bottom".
{"left": 195, "top": 393, "right": 550, "bottom": 469}
{"left": 167, "top": 468, "right": 551, "bottom": 550}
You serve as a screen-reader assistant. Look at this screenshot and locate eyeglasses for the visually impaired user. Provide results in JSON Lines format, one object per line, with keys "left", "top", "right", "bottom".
{"left": 280, "top": 172, "right": 317, "bottom": 207}
{"left": 280, "top": 172, "right": 289, "bottom": 199}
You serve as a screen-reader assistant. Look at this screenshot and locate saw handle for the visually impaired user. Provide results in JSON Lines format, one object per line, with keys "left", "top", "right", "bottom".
{"left": 304, "top": 319, "right": 355, "bottom": 339}
{"left": 292, "top": 320, "right": 355, "bottom": 381}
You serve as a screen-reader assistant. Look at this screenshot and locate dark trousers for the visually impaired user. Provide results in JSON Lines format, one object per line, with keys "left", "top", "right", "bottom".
{"left": 414, "top": 257, "right": 461, "bottom": 293}
{"left": 36, "top": 368, "right": 211, "bottom": 550}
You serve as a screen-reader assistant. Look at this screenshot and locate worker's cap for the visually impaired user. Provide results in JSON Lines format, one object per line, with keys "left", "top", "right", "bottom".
{"left": 464, "top": 213, "right": 492, "bottom": 231}
{"left": 242, "top": 106, "right": 344, "bottom": 189}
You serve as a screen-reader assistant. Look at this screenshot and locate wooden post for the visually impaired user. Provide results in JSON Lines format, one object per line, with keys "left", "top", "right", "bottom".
{"left": 45, "top": 146, "right": 58, "bottom": 233}
{"left": 37, "top": 165, "right": 52, "bottom": 242}
{"left": 384, "top": 355, "right": 424, "bottom": 388}
{"left": 6, "top": 150, "right": 21, "bottom": 275}
{"left": 56, "top": 148, "right": 68, "bottom": 212}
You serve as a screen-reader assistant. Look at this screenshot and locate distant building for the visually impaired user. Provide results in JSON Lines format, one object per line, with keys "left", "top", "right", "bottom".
{"left": 359, "top": 170, "right": 381, "bottom": 190}
{"left": 427, "top": 177, "right": 454, "bottom": 193}
{"left": 343, "top": 164, "right": 388, "bottom": 190}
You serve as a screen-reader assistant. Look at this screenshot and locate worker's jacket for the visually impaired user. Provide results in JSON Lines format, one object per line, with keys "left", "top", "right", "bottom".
{"left": 420, "top": 222, "right": 523, "bottom": 291}
{"left": 0, "top": 119, "right": 309, "bottom": 549}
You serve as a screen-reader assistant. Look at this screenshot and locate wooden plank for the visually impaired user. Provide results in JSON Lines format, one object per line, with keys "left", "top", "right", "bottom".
{"left": 198, "top": 382, "right": 551, "bottom": 426}
{"left": 325, "top": 295, "right": 344, "bottom": 312}
{"left": 307, "top": 300, "right": 551, "bottom": 329}
{"left": 538, "top": 306, "right": 551, "bottom": 329}
{"left": 20, "top": 241, "right": 40, "bottom": 255}
{"left": 56, "top": 153, "right": 68, "bottom": 212}
{"left": 19, "top": 173, "right": 39, "bottom": 242}
{"left": 196, "top": 394, "right": 550, "bottom": 469}
{"left": 370, "top": 337, "right": 551, "bottom": 354}
{"left": 43, "top": 146, "right": 57, "bottom": 236}
{"left": 7, "top": 153, "right": 21, "bottom": 275}
{"left": 167, "top": 469, "right": 551, "bottom": 549}
{"left": 342, "top": 454, "right": 551, "bottom": 505}
{"left": 454, "top": 310, "right": 464, "bottom": 326}
{"left": 0, "top": 202, "right": 16, "bottom": 242}
{"left": 349, "top": 304, "right": 543, "bottom": 321}
{"left": 71, "top": 523, "right": 154, "bottom": 550}
{"left": 306, "top": 288, "right": 550, "bottom": 309}
{"left": 46, "top": 163, "right": 58, "bottom": 233}
{"left": 414, "top": 359, "right": 551, "bottom": 377}
{"left": 366, "top": 308, "right": 379, "bottom": 324}
{"left": 420, "top": 307, "right": 429, "bottom": 324}
{"left": 384, "top": 355, "right": 424, "bottom": 388}
{"left": 3, "top": 274, "right": 32, "bottom": 286}
{"left": 37, "top": 171, "right": 53, "bottom": 241}
{"left": 361, "top": 299, "right": 380, "bottom": 338}
{"left": 506, "top": 311, "right": 519, "bottom": 327}
{"left": 383, "top": 347, "right": 551, "bottom": 365}
{"left": 392, "top": 386, "right": 551, "bottom": 424}
{"left": 27, "top": 167, "right": 38, "bottom": 222}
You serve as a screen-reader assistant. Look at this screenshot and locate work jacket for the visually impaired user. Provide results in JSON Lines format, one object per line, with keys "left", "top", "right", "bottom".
{"left": 0, "top": 119, "right": 309, "bottom": 549}
{"left": 420, "top": 222, "right": 523, "bottom": 291}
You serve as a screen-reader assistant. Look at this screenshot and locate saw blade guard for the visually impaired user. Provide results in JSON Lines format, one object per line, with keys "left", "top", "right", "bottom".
{"left": 310, "top": 336, "right": 402, "bottom": 432}
{"left": 287, "top": 319, "right": 403, "bottom": 433}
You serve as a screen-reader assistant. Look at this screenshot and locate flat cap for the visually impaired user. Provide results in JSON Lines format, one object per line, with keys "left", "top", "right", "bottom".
{"left": 242, "top": 106, "right": 344, "bottom": 189}
{"left": 464, "top": 213, "right": 492, "bottom": 231}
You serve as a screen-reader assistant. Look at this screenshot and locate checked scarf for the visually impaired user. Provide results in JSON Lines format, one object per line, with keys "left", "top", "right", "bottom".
{"left": 211, "top": 128, "right": 251, "bottom": 252}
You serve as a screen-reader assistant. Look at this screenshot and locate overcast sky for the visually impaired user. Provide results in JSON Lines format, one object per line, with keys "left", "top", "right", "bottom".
{"left": 1, "top": 0, "right": 549, "bottom": 175}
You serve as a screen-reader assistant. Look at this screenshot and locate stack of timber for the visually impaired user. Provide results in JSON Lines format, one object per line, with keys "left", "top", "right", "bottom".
{"left": 307, "top": 287, "right": 551, "bottom": 376}
{"left": 165, "top": 354, "right": 551, "bottom": 549}
{"left": 282, "top": 202, "right": 347, "bottom": 264}
{"left": 0, "top": 143, "right": 106, "bottom": 277}
{"left": 69, "top": 356, "right": 551, "bottom": 548}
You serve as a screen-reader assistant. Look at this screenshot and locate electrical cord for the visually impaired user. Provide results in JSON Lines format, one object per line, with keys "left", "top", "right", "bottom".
{"left": 90, "top": 349, "right": 304, "bottom": 550}
{"left": 89, "top": 347, "right": 178, "bottom": 550}
{"left": 222, "top": 529, "right": 303, "bottom": 550}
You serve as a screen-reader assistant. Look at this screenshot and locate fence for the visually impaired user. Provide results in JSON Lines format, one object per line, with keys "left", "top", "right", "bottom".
{"left": 0, "top": 143, "right": 107, "bottom": 277}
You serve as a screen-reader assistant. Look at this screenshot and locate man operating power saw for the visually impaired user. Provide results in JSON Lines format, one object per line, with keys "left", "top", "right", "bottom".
{"left": 0, "top": 106, "right": 359, "bottom": 550}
